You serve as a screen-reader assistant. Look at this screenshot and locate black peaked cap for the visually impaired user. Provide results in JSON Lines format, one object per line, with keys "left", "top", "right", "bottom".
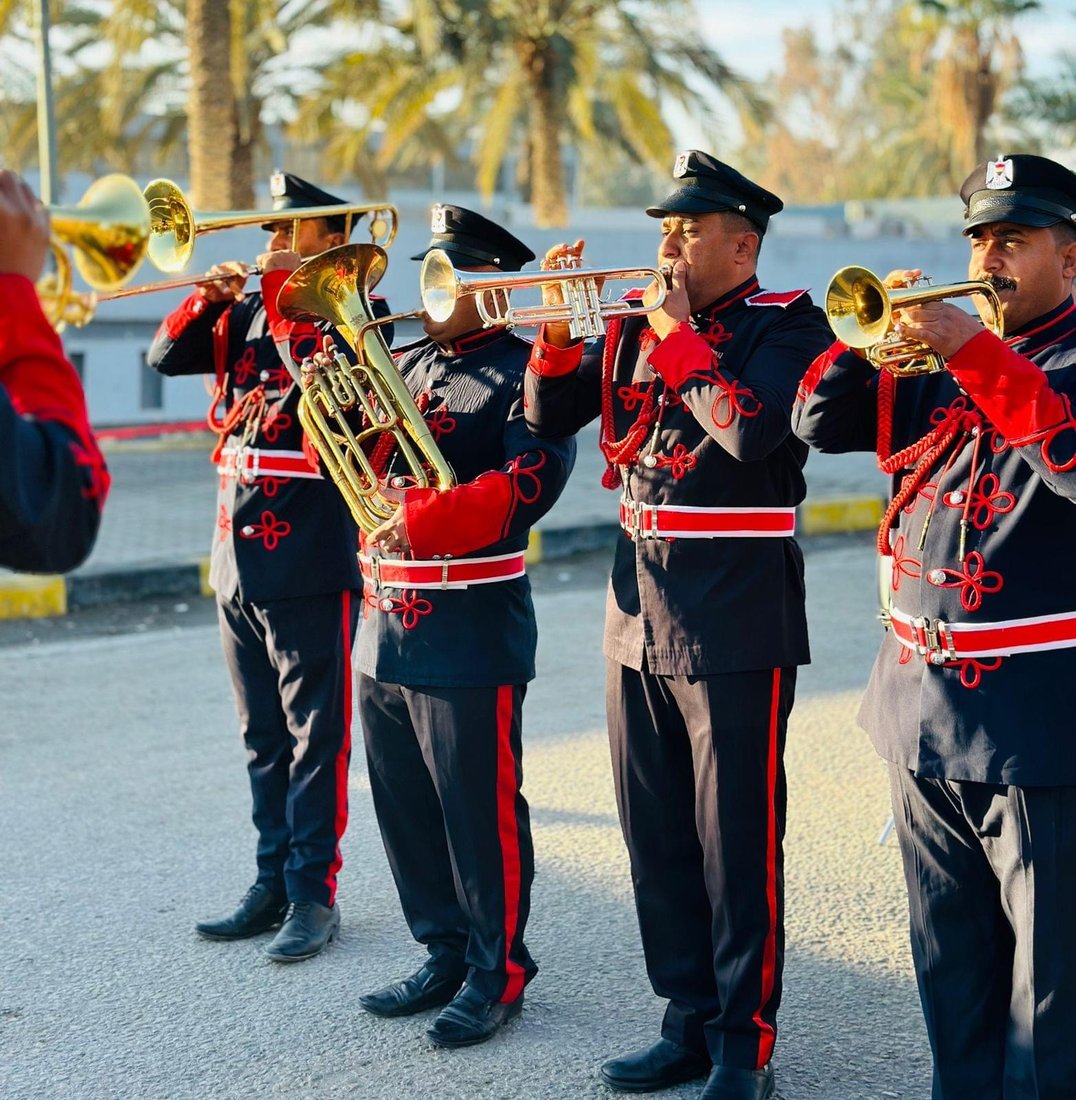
{"left": 961, "top": 154, "right": 1076, "bottom": 234}
{"left": 262, "top": 170, "right": 355, "bottom": 235}
{"left": 411, "top": 203, "right": 535, "bottom": 271}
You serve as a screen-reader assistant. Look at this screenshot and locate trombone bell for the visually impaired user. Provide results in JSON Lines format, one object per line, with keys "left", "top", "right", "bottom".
{"left": 825, "top": 265, "right": 1004, "bottom": 376}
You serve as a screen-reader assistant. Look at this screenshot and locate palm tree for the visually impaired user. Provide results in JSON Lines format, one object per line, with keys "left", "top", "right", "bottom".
{"left": 912, "top": 0, "right": 1040, "bottom": 183}
{"left": 298, "top": 0, "right": 765, "bottom": 227}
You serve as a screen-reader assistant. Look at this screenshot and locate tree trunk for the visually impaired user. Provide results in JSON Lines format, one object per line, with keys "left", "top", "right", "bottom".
{"left": 524, "top": 46, "right": 568, "bottom": 228}
{"left": 185, "top": 0, "right": 242, "bottom": 209}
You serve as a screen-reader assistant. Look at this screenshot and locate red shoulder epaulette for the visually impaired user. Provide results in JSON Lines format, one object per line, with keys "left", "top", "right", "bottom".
{"left": 620, "top": 287, "right": 647, "bottom": 302}
{"left": 745, "top": 289, "right": 808, "bottom": 308}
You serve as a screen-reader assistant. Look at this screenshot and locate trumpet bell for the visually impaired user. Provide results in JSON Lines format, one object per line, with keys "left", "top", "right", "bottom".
{"left": 825, "top": 265, "right": 891, "bottom": 350}
{"left": 419, "top": 249, "right": 458, "bottom": 323}
{"left": 49, "top": 173, "right": 151, "bottom": 290}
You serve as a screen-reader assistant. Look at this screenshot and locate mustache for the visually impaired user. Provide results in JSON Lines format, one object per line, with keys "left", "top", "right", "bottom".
{"left": 984, "top": 274, "right": 1017, "bottom": 291}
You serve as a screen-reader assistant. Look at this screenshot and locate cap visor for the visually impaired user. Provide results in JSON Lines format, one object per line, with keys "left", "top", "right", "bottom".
{"left": 963, "top": 199, "right": 1060, "bottom": 234}
{"left": 645, "top": 188, "right": 732, "bottom": 218}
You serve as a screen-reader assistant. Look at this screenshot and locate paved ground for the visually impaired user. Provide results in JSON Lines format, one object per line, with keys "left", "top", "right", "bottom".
{"left": 0, "top": 539, "right": 930, "bottom": 1100}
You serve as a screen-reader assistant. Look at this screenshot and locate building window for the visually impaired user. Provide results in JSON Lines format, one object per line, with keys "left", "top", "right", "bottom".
{"left": 140, "top": 351, "right": 163, "bottom": 410}
{"left": 69, "top": 351, "right": 85, "bottom": 381}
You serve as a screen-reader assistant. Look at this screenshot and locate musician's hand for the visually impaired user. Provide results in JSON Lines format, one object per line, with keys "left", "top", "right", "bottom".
{"left": 368, "top": 508, "right": 411, "bottom": 556}
{"left": 647, "top": 259, "right": 690, "bottom": 340}
{"left": 539, "top": 239, "right": 585, "bottom": 348}
{"left": 259, "top": 249, "right": 301, "bottom": 275}
{"left": 0, "top": 170, "right": 50, "bottom": 281}
{"left": 299, "top": 335, "right": 339, "bottom": 389}
{"left": 894, "top": 300, "right": 983, "bottom": 360}
{"left": 883, "top": 268, "right": 922, "bottom": 290}
{"left": 200, "top": 261, "right": 250, "bottom": 304}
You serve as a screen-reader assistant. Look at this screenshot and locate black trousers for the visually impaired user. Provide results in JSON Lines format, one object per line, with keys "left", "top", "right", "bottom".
{"left": 607, "top": 660, "right": 795, "bottom": 1071}
{"left": 358, "top": 675, "right": 537, "bottom": 1002}
{"left": 889, "top": 765, "right": 1076, "bottom": 1100}
{"left": 217, "top": 589, "right": 359, "bottom": 907}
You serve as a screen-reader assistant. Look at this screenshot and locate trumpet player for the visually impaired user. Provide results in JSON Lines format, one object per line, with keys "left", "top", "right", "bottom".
{"left": 0, "top": 169, "right": 109, "bottom": 572}
{"left": 147, "top": 172, "right": 375, "bottom": 963}
{"left": 525, "top": 151, "right": 832, "bottom": 1100}
{"left": 344, "top": 205, "right": 575, "bottom": 1048}
{"left": 793, "top": 154, "right": 1076, "bottom": 1099}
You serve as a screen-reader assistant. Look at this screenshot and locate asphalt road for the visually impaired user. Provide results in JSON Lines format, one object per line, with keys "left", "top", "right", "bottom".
{"left": 0, "top": 539, "right": 931, "bottom": 1100}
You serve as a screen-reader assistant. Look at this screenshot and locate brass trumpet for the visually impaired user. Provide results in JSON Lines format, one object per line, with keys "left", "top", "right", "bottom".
{"left": 143, "top": 178, "right": 398, "bottom": 273}
{"left": 276, "top": 243, "right": 455, "bottom": 534}
{"left": 419, "top": 249, "right": 671, "bottom": 340}
{"left": 37, "top": 173, "right": 153, "bottom": 329}
{"left": 825, "top": 265, "right": 1004, "bottom": 376}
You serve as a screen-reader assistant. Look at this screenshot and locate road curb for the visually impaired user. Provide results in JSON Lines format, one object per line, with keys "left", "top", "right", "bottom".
{"left": 0, "top": 496, "right": 885, "bottom": 620}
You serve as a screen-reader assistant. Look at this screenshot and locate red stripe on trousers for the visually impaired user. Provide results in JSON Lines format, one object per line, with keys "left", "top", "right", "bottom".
{"left": 325, "top": 590, "right": 353, "bottom": 906}
{"left": 751, "top": 668, "right": 781, "bottom": 1067}
{"left": 495, "top": 684, "right": 526, "bottom": 1002}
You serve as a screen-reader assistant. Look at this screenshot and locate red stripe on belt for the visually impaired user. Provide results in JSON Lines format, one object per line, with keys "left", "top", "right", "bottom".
{"left": 620, "top": 499, "right": 796, "bottom": 539}
{"left": 218, "top": 447, "right": 323, "bottom": 482}
{"left": 359, "top": 551, "right": 526, "bottom": 590}
{"left": 890, "top": 607, "right": 1076, "bottom": 663}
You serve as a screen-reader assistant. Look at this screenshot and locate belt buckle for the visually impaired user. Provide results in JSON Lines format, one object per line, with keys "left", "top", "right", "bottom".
{"left": 369, "top": 555, "right": 381, "bottom": 589}
{"left": 239, "top": 445, "right": 258, "bottom": 485}
{"left": 911, "top": 615, "right": 956, "bottom": 665}
{"left": 633, "top": 500, "right": 658, "bottom": 540}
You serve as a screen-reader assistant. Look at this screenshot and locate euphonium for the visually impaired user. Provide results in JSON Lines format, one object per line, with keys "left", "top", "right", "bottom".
{"left": 825, "top": 265, "right": 1004, "bottom": 376}
{"left": 276, "top": 243, "right": 455, "bottom": 534}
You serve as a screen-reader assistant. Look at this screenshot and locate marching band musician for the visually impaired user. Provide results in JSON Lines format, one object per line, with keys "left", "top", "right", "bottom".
{"left": 335, "top": 205, "right": 576, "bottom": 1048}
{"left": 793, "top": 154, "right": 1076, "bottom": 1099}
{"left": 147, "top": 172, "right": 371, "bottom": 963}
{"left": 524, "top": 151, "right": 832, "bottom": 1100}
{"left": 0, "top": 169, "right": 109, "bottom": 573}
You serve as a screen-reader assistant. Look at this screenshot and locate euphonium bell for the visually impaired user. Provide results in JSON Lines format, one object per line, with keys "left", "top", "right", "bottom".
{"left": 825, "top": 265, "right": 1004, "bottom": 376}
{"left": 276, "top": 243, "right": 455, "bottom": 535}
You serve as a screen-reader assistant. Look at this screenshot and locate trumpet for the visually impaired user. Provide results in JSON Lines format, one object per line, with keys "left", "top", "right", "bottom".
{"left": 143, "top": 178, "right": 398, "bottom": 273}
{"left": 37, "top": 173, "right": 153, "bottom": 329}
{"left": 276, "top": 243, "right": 455, "bottom": 534}
{"left": 419, "top": 249, "right": 671, "bottom": 340}
{"left": 825, "top": 265, "right": 1004, "bottom": 376}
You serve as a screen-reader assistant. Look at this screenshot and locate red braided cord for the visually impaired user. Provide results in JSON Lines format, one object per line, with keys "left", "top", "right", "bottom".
{"left": 599, "top": 318, "right": 657, "bottom": 489}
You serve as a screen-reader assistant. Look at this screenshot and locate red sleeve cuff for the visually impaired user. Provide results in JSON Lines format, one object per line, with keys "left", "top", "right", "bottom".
{"left": 402, "top": 474, "right": 512, "bottom": 558}
{"left": 646, "top": 322, "right": 707, "bottom": 389}
{"left": 527, "top": 330, "right": 583, "bottom": 377}
{"left": 947, "top": 329, "right": 1069, "bottom": 442}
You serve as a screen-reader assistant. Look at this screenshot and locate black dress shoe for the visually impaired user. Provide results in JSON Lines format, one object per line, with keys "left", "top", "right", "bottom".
{"left": 599, "top": 1038, "right": 711, "bottom": 1093}
{"left": 699, "top": 1063, "right": 775, "bottom": 1100}
{"left": 359, "top": 963, "right": 465, "bottom": 1018}
{"left": 426, "top": 983, "right": 523, "bottom": 1048}
{"left": 194, "top": 884, "right": 288, "bottom": 941}
{"left": 264, "top": 901, "right": 340, "bottom": 962}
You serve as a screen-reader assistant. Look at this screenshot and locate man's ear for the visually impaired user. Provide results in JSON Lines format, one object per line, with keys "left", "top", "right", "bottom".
{"left": 736, "top": 231, "right": 759, "bottom": 261}
{"left": 1060, "top": 237, "right": 1076, "bottom": 283}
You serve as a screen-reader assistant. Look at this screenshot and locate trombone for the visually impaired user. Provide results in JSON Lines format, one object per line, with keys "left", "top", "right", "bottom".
{"left": 825, "top": 265, "right": 1004, "bottom": 376}
{"left": 143, "top": 178, "right": 399, "bottom": 273}
{"left": 419, "top": 248, "right": 672, "bottom": 340}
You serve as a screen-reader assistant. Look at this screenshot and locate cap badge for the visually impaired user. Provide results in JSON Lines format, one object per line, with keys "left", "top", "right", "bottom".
{"left": 673, "top": 152, "right": 691, "bottom": 179}
{"left": 986, "top": 157, "right": 1014, "bottom": 190}
{"left": 431, "top": 204, "right": 447, "bottom": 233}
{"left": 270, "top": 170, "right": 286, "bottom": 198}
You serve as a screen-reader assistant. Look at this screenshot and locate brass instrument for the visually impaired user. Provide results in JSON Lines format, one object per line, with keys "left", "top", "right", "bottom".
{"left": 419, "top": 248, "right": 671, "bottom": 340}
{"left": 825, "top": 265, "right": 1004, "bottom": 376}
{"left": 96, "top": 263, "right": 261, "bottom": 301}
{"left": 143, "top": 178, "right": 398, "bottom": 273}
{"left": 276, "top": 243, "right": 455, "bottom": 534}
{"left": 38, "top": 173, "right": 152, "bottom": 329}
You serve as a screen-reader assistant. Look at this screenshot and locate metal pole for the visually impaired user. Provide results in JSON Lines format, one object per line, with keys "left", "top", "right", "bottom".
{"left": 33, "top": 0, "right": 60, "bottom": 203}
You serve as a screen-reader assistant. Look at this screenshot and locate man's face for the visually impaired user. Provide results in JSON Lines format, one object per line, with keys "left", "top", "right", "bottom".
{"left": 421, "top": 263, "right": 499, "bottom": 345}
{"left": 658, "top": 212, "right": 759, "bottom": 310}
{"left": 967, "top": 221, "right": 1076, "bottom": 332}
{"left": 264, "top": 217, "right": 343, "bottom": 259}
